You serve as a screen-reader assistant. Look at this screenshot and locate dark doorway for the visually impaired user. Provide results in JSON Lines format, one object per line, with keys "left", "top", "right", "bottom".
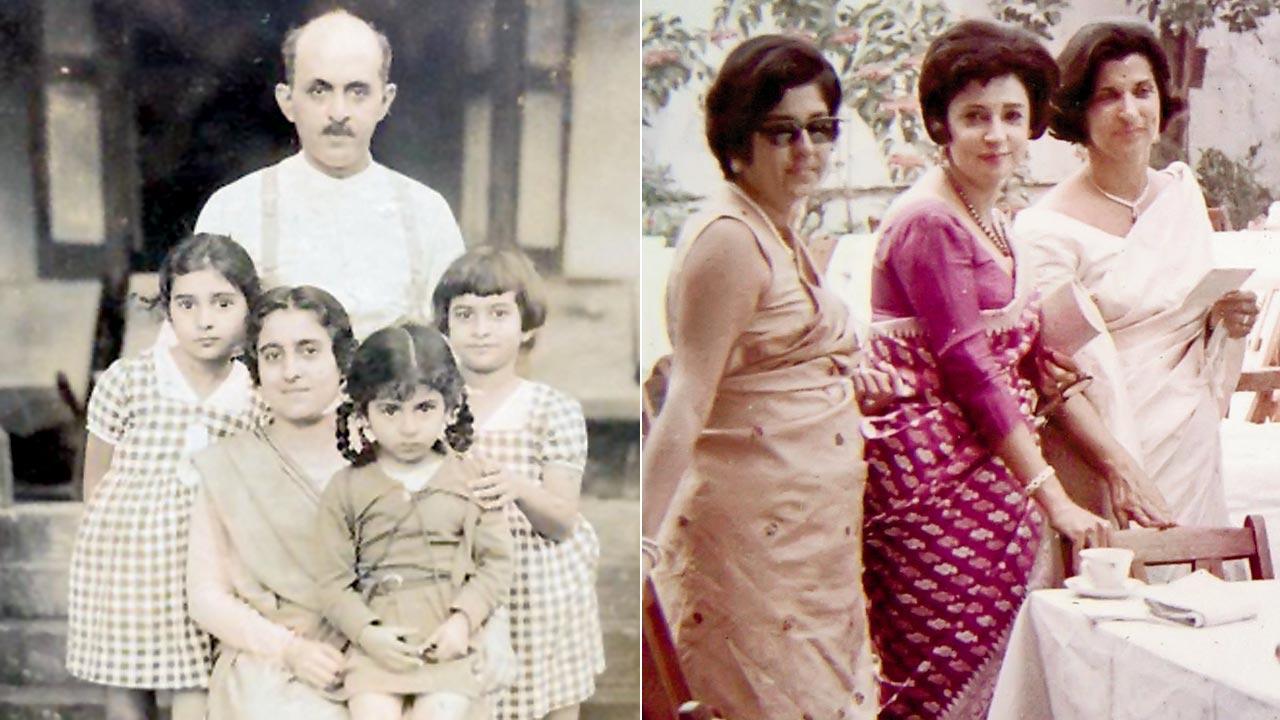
{"left": 124, "top": 0, "right": 468, "bottom": 270}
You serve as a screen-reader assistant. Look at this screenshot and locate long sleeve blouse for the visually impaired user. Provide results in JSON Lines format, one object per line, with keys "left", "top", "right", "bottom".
{"left": 871, "top": 201, "right": 1029, "bottom": 442}
{"left": 186, "top": 478, "right": 296, "bottom": 665}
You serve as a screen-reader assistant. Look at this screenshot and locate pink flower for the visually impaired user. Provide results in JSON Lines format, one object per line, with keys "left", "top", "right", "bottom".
{"left": 643, "top": 48, "right": 680, "bottom": 68}
{"left": 879, "top": 95, "right": 919, "bottom": 114}
{"left": 709, "top": 27, "right": 739, "bottom": 46}
{"left": 831, "top": 26, "right": 861, "bottom": 45}
{"left": 888, "top": 152, "right": 928, "bottom": 169}
{"left": 855, "top": 62, "right": 892, "bottom": 81}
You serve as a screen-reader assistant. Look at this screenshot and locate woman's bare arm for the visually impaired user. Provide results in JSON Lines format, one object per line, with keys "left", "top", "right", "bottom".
{"left": 642, "top": 219, "right": 769, "bottom": 538}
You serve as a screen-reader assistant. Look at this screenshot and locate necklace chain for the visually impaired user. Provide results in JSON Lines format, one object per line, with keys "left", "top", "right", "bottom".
{"left": 943, "top": 168, "right": 1012, "bottom": 257}
{"left": 1088, "top": 171, "right": 1149, "bottom": 222}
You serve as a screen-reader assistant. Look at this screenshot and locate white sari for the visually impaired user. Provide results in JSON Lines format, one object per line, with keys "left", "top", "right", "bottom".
{"left": 1015, "top": 162, "right": 1244, "bottom": 528}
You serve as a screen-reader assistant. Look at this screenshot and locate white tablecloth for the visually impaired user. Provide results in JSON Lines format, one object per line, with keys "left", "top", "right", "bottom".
{"left": 989, "top": 581, "right": 1280, "bottom": 720}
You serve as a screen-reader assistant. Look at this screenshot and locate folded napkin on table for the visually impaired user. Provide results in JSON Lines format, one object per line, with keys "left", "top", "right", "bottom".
{"left": 1142, "top": 570, "right": 1258, "bottom": 628}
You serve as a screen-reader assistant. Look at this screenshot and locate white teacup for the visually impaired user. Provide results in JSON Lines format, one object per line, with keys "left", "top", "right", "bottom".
{"left": 1079, "top": 547, "right": 1134, "bottom": 590}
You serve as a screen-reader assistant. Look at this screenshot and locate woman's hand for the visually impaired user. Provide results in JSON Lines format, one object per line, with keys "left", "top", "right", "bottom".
{"left": 466, "top": 458, "right": 529, "bottom": 510}
{"left": 853, "top": 363, "right": 899, "bottom": 415}
{"left": 283, "top": 636, "right": 346, "bottom": 689}
{"left": 1103, "top": 461, "right": 1174, "bottom": 529}
{"left": 1041, "top": 494, "right": 1111, "bottom": 547}
{"left": 1209, "top": 290, "right": 1260, "bottom": 339}
{"left": 358, "top": 623, "right": 424, "bottom": 672}
{"left": 424, "top": 612, "right": 472, "bottom": 663}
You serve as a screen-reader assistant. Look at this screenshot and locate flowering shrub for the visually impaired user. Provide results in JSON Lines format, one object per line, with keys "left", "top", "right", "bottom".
{"left": 642, "top": 0, "right": 952, "bottom": 238}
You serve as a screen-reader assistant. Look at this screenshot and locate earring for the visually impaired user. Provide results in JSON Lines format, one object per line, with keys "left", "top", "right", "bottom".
{"left": 729, "top": 158, "right": 744, "bottom": 175}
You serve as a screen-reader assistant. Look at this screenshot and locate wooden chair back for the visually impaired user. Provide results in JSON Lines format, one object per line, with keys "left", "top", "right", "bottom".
{"left": 643, "top": 575, "right": 692, "bottom": 720}
{"left": 1062, "top": 514, "right": 1275, "bottom": 582}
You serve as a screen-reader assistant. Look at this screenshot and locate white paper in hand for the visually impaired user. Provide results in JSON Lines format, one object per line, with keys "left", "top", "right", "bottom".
{"left": 1182, "top": 268, "right": 1255, "bottom": 316}
{"left": 1039, "top": 282, "right": 1106, "bottom": 356}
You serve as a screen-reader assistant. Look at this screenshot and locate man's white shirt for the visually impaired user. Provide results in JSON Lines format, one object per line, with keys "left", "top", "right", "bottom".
{"left": 195, "top": 152, "right": 465, "bottom": 338}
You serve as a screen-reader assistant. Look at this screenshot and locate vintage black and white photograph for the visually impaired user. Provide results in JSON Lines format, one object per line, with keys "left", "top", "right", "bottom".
{"left": 0, "top": 1, "right": 639, "bottom": 718}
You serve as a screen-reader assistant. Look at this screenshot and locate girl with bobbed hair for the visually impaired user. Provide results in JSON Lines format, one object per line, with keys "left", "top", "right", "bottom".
{"left": 1016, "top": 21, "right": 1258, "bottom": 540}
{"left": 860, "top": 19, "right": 1168, "bottom": 718}
{"left": 643, "top": 33, "right": 877, "bottom": 720}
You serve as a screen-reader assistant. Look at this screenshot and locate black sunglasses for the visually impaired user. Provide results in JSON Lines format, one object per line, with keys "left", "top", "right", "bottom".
{"left": 756, "top": 116, "right": 842, "bottom": 147}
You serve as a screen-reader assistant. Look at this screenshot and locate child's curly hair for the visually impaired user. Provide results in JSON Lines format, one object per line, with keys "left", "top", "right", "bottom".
{"left": 336, "top": 323, "right": 474, "bottom": 465}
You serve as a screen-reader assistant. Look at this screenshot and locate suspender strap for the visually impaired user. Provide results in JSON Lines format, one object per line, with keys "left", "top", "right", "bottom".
{"left": 260, "top": 164, "right": 281, "bottom": 286}
{"left": 392, "top": 174, "right": 427, "bottom": 323}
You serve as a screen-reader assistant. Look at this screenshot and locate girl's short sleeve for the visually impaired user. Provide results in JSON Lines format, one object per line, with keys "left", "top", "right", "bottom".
{"left": 86, "top": 359, "right": 133, "bottom": 445}
{"left": 538, "top": 388, "right": 588, "bottom": 472}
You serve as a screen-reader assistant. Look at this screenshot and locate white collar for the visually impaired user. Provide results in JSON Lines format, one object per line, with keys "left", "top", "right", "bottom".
{"left": 152, "top": 346, "right": 253, "bottom": 414}
{"left": 285, "top": 151, "right": 382, "bottom": 188}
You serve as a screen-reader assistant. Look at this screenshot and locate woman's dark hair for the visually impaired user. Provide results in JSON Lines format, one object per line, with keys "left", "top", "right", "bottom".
{"left": 337, "top": 323, "right": 474, "bottom": 465}
{"left": 157, "top": 233, "right": 261, "bottom": 316}
{"left": 432, "top": 245, "right": 548, "bottom": 335}
{"left": 705, "top": 34, "right": 841, "bottom": 179}
{"left": 919, "top": 19, "right": 1058, "bottom": 144}
{"left": 1049, "top": 20, "right": 1185, "bottom": 144}
{"left": 242, "top": 285, "right": 357, "bottom": 385}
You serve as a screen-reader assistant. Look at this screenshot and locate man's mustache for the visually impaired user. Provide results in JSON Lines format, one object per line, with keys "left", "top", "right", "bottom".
{"left": 323, "top": 122, "right": 355, "bottom": 137}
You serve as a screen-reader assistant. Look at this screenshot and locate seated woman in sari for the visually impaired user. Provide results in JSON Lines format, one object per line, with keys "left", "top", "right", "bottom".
{"left": 860, "top": 20, "right": 1171, "bottom": 719}
{"left": 183, "top": 286, "right": 358, "bottom": 719}
{"left": 1015, "top": 21, "right": 1259, "bottom": 529}
{"left": 643, "top": 34, "right": 876, "bottom": 720}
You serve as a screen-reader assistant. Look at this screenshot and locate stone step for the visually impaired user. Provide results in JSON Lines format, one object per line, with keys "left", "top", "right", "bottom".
{"left": 0, "top": 502, "right": 81, "bottom": 566}
{"left": 0, "top": 682, "right": 634, "bottom": 720}
{"left": 0, "top": 617, "right": 640, "bottom": 708}
{"left": 0, "top": 619, "right": 72, "bottom": 686}
{"left": 582, "top": 701, "right": 642, "bottom": 720}
{"left": 0, "top": 561, "right": 68, "bottom": 619}
{"left": 0, "top": 683, "right": 107, "bottom": 720}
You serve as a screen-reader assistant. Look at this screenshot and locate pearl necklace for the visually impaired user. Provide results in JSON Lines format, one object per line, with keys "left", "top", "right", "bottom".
{"left": 943, "top": 168, "right": 1012, "bottom": 257}
{"left": 1088, "top": 171, "right": 1149, "bottom": 222}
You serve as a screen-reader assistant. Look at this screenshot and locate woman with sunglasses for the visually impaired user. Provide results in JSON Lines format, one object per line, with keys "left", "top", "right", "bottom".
{"left": 642, "top": 34, "right": 877, "bottom": 720}
{"left": 859, "top": 20, "right": 1167, "bottom": 718}
{"left": 1016, "top": 22, "right": 1255, "bottom": 538}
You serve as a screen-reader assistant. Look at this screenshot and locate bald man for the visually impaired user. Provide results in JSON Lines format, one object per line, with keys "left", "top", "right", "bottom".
{"left": 196, "top": 9, "right": 464, "bottom": 338}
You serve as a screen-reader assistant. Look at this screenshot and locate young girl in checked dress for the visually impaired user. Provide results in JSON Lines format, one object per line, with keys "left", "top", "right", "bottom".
{"left": 433, "top": 247, "right": 605, "bottom": 720}
{"left": 66, "top": 234, "right": 262, "bottom": 720}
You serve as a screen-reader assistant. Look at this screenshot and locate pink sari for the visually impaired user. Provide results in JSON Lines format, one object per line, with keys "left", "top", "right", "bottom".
{"left": 861, "top": 200, "right": 1044, "bottom": 719}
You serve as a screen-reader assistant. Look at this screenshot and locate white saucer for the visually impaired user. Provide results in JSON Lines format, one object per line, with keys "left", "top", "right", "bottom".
{"left": 1065, "top": 575, "right": 1145, "bottom": 599}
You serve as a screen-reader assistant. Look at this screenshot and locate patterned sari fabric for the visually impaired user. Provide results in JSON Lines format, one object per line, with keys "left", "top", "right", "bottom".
{"left": 863, "top": 301, "right": 1043, "bottom": 719}
{"left": 652, "top": 184, "right": 877, "bottom": 720}
{"left": 862, "top": 200, "right": 1047, "bottom": 719}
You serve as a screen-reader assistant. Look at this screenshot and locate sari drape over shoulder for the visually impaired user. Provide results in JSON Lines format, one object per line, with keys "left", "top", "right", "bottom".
{"left": 651, "top": 184, "right": 877, "bottom": 720}
{"left": 191, "top": 431, "right": 348, "bottom": 720}
{"left": 862, "top": 200, "right": 1044, "bottom": 720}
{"left": 1015, "top": 162, "right": 1244, "bottom": 529}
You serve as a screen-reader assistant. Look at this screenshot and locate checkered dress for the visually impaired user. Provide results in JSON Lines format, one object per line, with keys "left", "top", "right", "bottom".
{"left": 475, "top": 382, "right": 605, "bottom": 719}
{"left": 66, "top": 350, "right": 259, "bottom": 688}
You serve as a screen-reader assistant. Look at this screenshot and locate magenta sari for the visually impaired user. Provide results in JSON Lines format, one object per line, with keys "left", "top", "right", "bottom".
{"left": 861, "top": 200, "right": 1044, "bottom": 719}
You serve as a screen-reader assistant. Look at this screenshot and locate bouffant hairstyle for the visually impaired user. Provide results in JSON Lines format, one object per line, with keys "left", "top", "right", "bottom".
{"left": 918, "top": 19, "right": 1058, "bottom": 144}
{"left": 156, "top": 233, "right": 261, "bottom": 317}
{"left": 705, "top": 34, "right": 841, "bottom": 179}
{"left": 242, "top": 285, "right": 357, "bottom": 385}
{"left": 432, "top": 245, "right": 548, "bottom": 336}
{"left": 336, "top": 324, "right": 474, "bottom": 466}
{"left": 1049, "top": 20, "right": 1185, "bottom": 145}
